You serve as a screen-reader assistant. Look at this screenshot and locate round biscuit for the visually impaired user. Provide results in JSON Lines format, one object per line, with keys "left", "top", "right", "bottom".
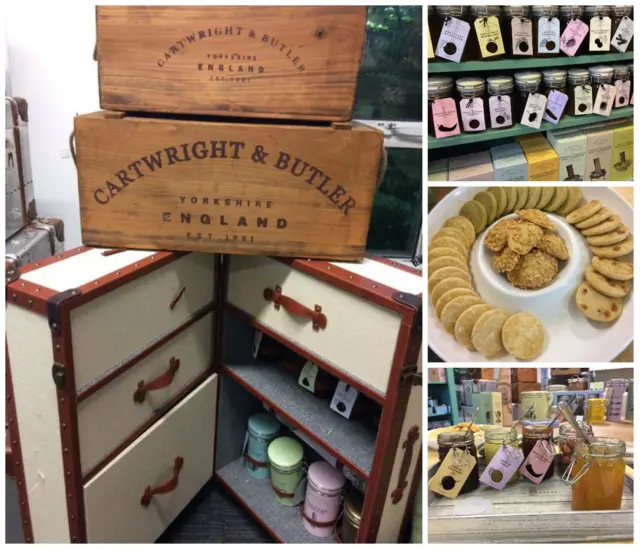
{"left": 584, "top": 266, "right": 632, "bottom": 298}
{"left": 471, "top": 309, "right": 510, "bottom": 358}
{"left": 513, "top": 187, "right": 529, "bottom": 211}
{"left": 459, "top": 200, "right": 488, "bottom": 234}
{"left": 543, "top": 187, "right": 568, "bottom": 213}
{"left": 474, "top": 192, "right": 498, "bottom": 225}
{"left": 443, "top": 216, "right": 477, "bottom": 246}
{"left": 487, "top": 187, "right": 507, "bottom": 217}
{"left": 428, "top": 246, "right": 467, "bottom": 265}
{"left": 566, "top": 200, "right": 603, "bottom": 224}
{"left": 590, "top": 234, "right": 633, "bottom": 259}
{"left": 441, "top": 295, "right": 484, "bottom": 334}
{"left": 428, "top": 256, "right": 469, "bottom": 275}
{"left": 435, "top": 288, "right": 478, "bottom": 320}
{"left": 523, "top": 187, "right": 542, "bottom": 210}
{"left": 429, "top": 236, "right": 468, "bottom": 259}
{"left": 454, "top": 304, "right": 494, "bottom": 350}
{"left": 581, "top": 214, "right": 622, "bottom": 236}
{"left": 431, "top": 277, "right": 473, "bottom": 306}
{"left": 428, "top": 267, "right": 471, "bottom": 295}
{"left": 575, "top": 207, "right": 613, "bottom": 229}
{"left": 503, "top": 187, "right": 518, "bottom": 213}
{"left": 591, "top": 257, "right": 634, "bottom": 281}
{"left": 575, "top": 282, "right": 623, "bottom": 323}
{"left": 556, "top": 187, "right": 583, "bottom": 216}
{"left": 501, "top": 313, "right": 545, "bottom": 360}
{"left": 432, "top": 227, "right": 472, "bottom": 249}
{"left": 535, "top": 187, "right": 555, "bottom": 210}
{"left": 586, "top": 225, "right": 629, "bottom": 247}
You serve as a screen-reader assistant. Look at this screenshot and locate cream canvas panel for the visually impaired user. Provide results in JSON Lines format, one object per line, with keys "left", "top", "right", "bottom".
{"left": 331, "top": 258, "right": 423, "bottom": 295}
{"left": 69, "top": 253, "right": 216, "bottom": 391}
{"left": 83, "top": 374, "right": 218, "bottom": 543}
{"left": 6, "top": 305, "right": 70, "bottom": 542}
{"left": 228, "top": 255, "right": 403, "bottom": 395}
{"left": 77, "top": 313, "right": 214, "bottom": 474}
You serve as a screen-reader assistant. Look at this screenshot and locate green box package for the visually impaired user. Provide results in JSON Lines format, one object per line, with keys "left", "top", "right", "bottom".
{"left": 471, "top": 392, "right": 503, "bottom": 426}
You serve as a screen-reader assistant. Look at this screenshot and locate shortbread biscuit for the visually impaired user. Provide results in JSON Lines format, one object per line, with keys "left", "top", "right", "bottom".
{"left": 454, "top": 304, "right": 494, "bottom": 350}
{"left": 507, "top": 223, "right": 543, "bottom": 255}
{"left": 513, "top": 187, "right": 529, "bottom": 211}
{"left": 484, "top": 218, "right": 520, "bottom": 252}
{"left": 523, "top": 187, "right": 542, "bottom": 210}
{"left": 441, "top": 295, "right": 484, "bottom": 334}
{"left": 535, "top": 187, "right": 555, "bottom": 210}
{"left": 428, "top": 267, "right": 471, "bottom": 295}
{"left": 516, "top": 209, "right": 557, "bottom": 231}
{"left": 492, "top": 247, "right": 521, "bottom": 273}
{"left": 443, "top": 216, "right": 477, "bottom": 246}
{"left": 459, "top": 200, "right": 488, "bottom": 234}
{"left": 537, "top": 234, "right": 569, "bottom": 261}
{"left": 581, "top": 214, "right": 622, "bottom": 236}
{"left": 575, "top": 207, "right": 612, "bottom": 229}
{"left": 543, "top": 186, "right": 568, "bottom": 213}
{"left": 433, "top": 227, "right": 472, "bottom": 250}
{"left": 590, "top": 235, "right": 633, "bottom": 259}
{"left": 586, "top": 225, "right": 629, "bottom": 247}
{"left": 584, "top": 266, "right": 632, "bottom": 298}
{"left": 575, "top": 282, "right": 623, "bottom": 323}
{"left": 487, "top": 187, "right": 508, "bottom": 217}
{"left": 592, "top": 257, "right": 634, "bottom": 281}
{"left": 566, "top": 200, "right": 603, "bottom": 224}
{"left": 431, "top": 277, "right": 474, "bottom": 306}
{"left": 429, "top": 237, "right": 468, "bottom": 259}
{"left": 503, "top": 187, "right": 518, "bottom": 214}
{"left": 471, "top": 309, "right": 510, "bottom": 358}
{"left": 556, "top": 187, "right": 583, "bottom": 216}
{"left": 428, "top": 246, "right": 467, "bottom": 265}
{"left": 428, "top": 256, "right": 469, "bottom": 275}
{"left": 473, "top": 191, "right": 498, "bottom": 225}
{"left": 501, "top": 313, "right": 545, "bottom": 360}
{"left": 435, "top": 288, "right": 478, "bottom": 320}
{"left": 507, "top": 250, "right": 558, "bottom": 290}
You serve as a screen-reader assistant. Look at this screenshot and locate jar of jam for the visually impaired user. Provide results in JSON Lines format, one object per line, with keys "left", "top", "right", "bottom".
{"left": 584, "top": 6, "right": 612, "bottom": 53}
{"left": 556, "top": 421, "right": 593, "bottom": 477}
{"left": 542, "top": 69, "right": 568, "bottom": 122}
{"left": 589, "top": 65, "right": 614, "bottom": 111}
{"left": 434, "top": 6, "right": 471, "bottom": 62}
{"left": 437, "top": 431, "right": 479, "bottom": 495}
{"left": 501, "top": 6, "right": 533, "bottom": 57}
{"left": 470, "top": 6, "right": 506, "bottom": 60}
{"left": 484, "top": 427, "right": 520, "bottom": 484}
{"left": 611, "top": 6, "right": 634, "bottom": 52}
{"left": 428, "top": 76, "right": 460, "bottom": 138}
{"left": 612, "top": 64, "right": 631, "bottom": 108}
{"left": 567, "top": 68, "right": 593, "bottom": 115}
{"left": 486, "top": 76, "right": 514, "bottom": 129}
{"left": 514, "top": 71, "right": 542, "bottom": 124}
{"left": 569, "top": 438, "right": 626, "bottom": 511}
{"left": 522, "top": 419, "right": 555, "bottom": 481}
{"left": 456, "top": 77, "right": 488, "bottom": 133}
{"left": 532, "top": 6, "right": 561, "bottom": 57}
{"left": 559, "top": 6, "right": 588, "bottom": 56}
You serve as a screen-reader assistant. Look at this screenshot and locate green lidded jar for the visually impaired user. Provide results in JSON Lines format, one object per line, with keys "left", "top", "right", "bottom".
{"left": 268, "top": 436, "right": 304, "bottom": 506}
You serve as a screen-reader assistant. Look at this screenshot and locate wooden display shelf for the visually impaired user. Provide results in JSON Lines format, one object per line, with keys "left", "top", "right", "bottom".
{"left": 428, "top": 51, "right": 634, "bottom": 74}
{"left": 428, "top": 107, "right": 634, "bottom": 150}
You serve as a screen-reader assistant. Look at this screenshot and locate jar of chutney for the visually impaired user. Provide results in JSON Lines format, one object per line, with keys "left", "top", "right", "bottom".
{"left": 501, "top": 6, "right": 533, "bottom": 57}
{"left": 584, "top": 6, "right": 612, "bottom": 53}
{"left": 532, "top": 5, "right": 561, "bottom": 57}
{"left": 611, "top": 6, "right": 634, "bottom": 52}
{"left": 514, "top": 71, "right": 543, "bottom": 124}
{"left": 556, "top": 421, "right": 594, "bottom": 477}
{"left": 456, "top": 77, "right": 488, "bottom": 133}
{"left": 436, "top": 431, "right": 479, "bottom": 495}
{"left": 542, "top": 69, "right": 568, "bottom": 122}
{"left": 612, "top": 64, "right": 631, "bottom": 108}
{"left": 522, "top": 419, "right": 555, "bottom": 482}
{"left": 589, "top": 65, "right": 614, "bottom": 112}
{"left": 559, "top": 6, "right": 588, "bottom": 56}
{"left": 434, "top": 6, "right": 471, "bottom": 62}
{"left": 486, "top": 76, "right": 514, "bottom": 129}
{"left": 567, "top": 68, "right": 593, "bottom": 116}
{"left": 428, "top": 76, "right": 459, "bottom": 138}
{"left": 470, "top": 6, "right": 505, "bottom": 60}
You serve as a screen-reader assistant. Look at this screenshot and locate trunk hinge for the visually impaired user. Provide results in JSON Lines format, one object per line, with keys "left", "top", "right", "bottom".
{"left": 400, "top": 365, "right": 422, "bottom": 387}
{"left": 392, "top": 291, "right": 422, "bottom": 333}
{"left": 52, "top": 363, "right": 66, "bottom": 388}
{"left": 46, "top": 288, "right": 82, "bottom": 335}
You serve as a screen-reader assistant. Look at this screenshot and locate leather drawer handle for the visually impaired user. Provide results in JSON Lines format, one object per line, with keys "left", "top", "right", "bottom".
{"left": 140, "top": 456, "right": 184, "bottom": 507}
{"left": 263, "top": 286, "right": 327, "bottom": 331}
{"left": 133, "top": 357, "right": 180, "bottom": 404}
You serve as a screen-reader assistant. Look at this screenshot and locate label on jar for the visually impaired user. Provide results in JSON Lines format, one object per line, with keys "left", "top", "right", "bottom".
{"left": 489, "top": 95, "right": 512, "bottom": 128}
{"left": 520, "top": 93, "right": 547, "bottom": 129}
{"left": 474, "top": 15, "right": 505, "bottom": 58}
{"left": 511, "top": 18, "right": 533, "bottom": 56}
{"left": 560, "top": 18, "right": 589, "bottom": 56}
{"left": 593, "top": 84, "right": 616, "bottom": 116}
{"left": 298, "top": 361, "right": 319, "bottom": 393}
{"left": 436, "top": 17, "right": 471, "bottom": 63}
{"left": 480, "top": 446, "right": 524, "bottom": 490}
{"left": 428, "top": 448, "right": 477, "bottom": 499}
{"left": 614, "top": 80, "right": 631, "bottom": 107}
{"left": 519, "top": 440, "right": 554, "bottom": 484}
{"left": 538, "top": 17, "right": 560, "bottom": 54}
{"left": 428, "top": 27, "right": 435, "bottom": 58}
{"left": 459, "top": 98, "right": 486, "bottom": 132}
{"left": 589, "top": 16, "right": 612, "bottom": 51}
{"left": 432, "top": 98, "right": 461, "bottom": 138}
{"left": 611, "top": 16, "right": 635, "bottom": 53}
{"left": 543, "top": 90, "right": 569, "bottom": 124}
{"left": 574, "top": 85, "right": 594, "bottom": 115}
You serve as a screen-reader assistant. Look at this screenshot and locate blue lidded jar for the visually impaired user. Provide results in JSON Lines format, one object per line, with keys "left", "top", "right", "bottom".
{"left": 245, "top": 412, "right": 281, "bottom": 480}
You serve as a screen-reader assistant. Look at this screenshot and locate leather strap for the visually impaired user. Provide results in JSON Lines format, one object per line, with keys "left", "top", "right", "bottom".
{"left": 263, "top": 286, "right": 327, "bottom": 330}
{"left": 140, "top": 456, "right": 184, "bottom": 507}
{"left": 133, "top": 357, "right": 180, "bottom": 404}
{"left": 300, "top": 504, "right": 338, "bottom": 528}
{"left": 244, "top": 454, "right": 268, "bottom": 468}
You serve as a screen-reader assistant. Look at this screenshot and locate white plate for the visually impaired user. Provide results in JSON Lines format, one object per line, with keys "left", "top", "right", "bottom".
{"left": 427, "top": 187, "right": 634, "bottom": 362}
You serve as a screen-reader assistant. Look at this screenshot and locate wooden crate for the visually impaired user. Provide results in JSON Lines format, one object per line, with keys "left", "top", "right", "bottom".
{"left": 73, "top": 111, "right": 384, "bottom": 260}
{"left": 95, "top": 6, "right": 367, "bottom": 121}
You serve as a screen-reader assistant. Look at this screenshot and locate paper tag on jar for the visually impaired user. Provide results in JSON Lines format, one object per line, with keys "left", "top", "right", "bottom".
{"left": 538, "top": 16, "right": 560, "bottom": 54}
{"left": 520, "top": 440, "right": 554, "bottom": 484}
{"left": 611, "top": 16, "right": 635, "bottom": 53}
{"left": 593, "top": 84, "right": 616, "bottom": 116}
{"left": 480, "top": 445, "right": 524, "bottom": 490}
{"left": 543, "top": 90, "right": 569, "bottom": 124}
{"left": 428, "top": 27, "right": 435, "bottom": 59}
{"left": 511, "top": 17, "right": 533, "bottom": 56}
{"left": 459, "top": 98, "right": 486, "bottom": 132}
{"left": 489, "top": 96, "right": 512, "bottom": 128}
{"left": 474, "top": 15, "right": 505, "bottom": 58}
{"left": 589, "top": 16, "right": 612, "bottom": 51}
{"left": 560, "top": 18, "right": 589, "bottom": 56}
{"left": 330, "top": 381, "right": 358, "bottom": 419}
{"left": 436, "top": 17, "right": 470, "bottom": 63}
{"left": 428, "top": 448, "right": 477, "bottom": 499}
{"left": 298, "top": 361, "right": 319, "bottom": 393}
{"left": 432, "top": 98, "right": 461, "bottom": 138}
{"left": 520, "top": 93, "right": 547, "bottom": 129}
{"left": 614, "top": 80, "right": 631, "bottom": 107}
{"left": 574, "top": 85, "right": 594, "bottom": 115}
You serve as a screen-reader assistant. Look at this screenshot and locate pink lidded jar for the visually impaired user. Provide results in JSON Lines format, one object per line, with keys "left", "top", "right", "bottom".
{"left": 302, "top": 461, "right": 346, "bottom": 538}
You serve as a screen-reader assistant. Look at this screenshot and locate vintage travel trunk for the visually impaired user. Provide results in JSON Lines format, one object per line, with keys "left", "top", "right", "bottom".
{"left": 95, "top": 6, "right": 367, "bottom": 121}
{"left": 6, "top": 247, "right": 422, "bottom": 543}
{"left": 72, "top": 111, "right": 384, "bottom": 260}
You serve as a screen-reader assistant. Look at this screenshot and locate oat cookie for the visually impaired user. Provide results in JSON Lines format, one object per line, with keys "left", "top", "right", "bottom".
{"left": 435, "top": 288, "right": 478, "bottom": 320}
{"left": 443, "top": 216, "right": 477, "bottom": 246}
{"left": 507, "top": 222, "right": 543, "bottom": 255}
{"left": 537, "top": 234, "right": 569, "bottom": 261}
{"left": 507, "top": 249, "right": 558, "bottom": 290}
{"left": 556, "top": 187, "right": 583, "bottom": 216}
{"left": 590, "top": 235, "right": 634, "bottom": 259}
{"left": 581, "top": 214, "right": 622, "bottom": 236}
{"left": 516, "top": 209, "right": 557, "bottom": 231}
{"left": 513, "top": 187, "right": 529, "bottom": 211}
{"left": 428, "top": 246, "right": 467, "bottom": 265}
{"left": 503, "top": 187, "right": 518, "bottom": 213}
{"left": 566, "top": 200, "right": 603, "bottom": 224}
{"left": 429, "top": 237, "right": 468, "bottom": 259}
{"left": 575, "top": 207, "right": 612, "bottom": 229}
{"left": 459, "top": 200, "right": 488, "bottom": 234}
{"left": 586, "top": 225, "right": 629, "bottom": 247}
{"left": 431, "top": 277, "right": 474, "bottom": 306}
{"left": 592, "top": 257, "right": 634, "bottom": 281}
{"left": 441, "top": 295, "right": 484, "bottom": 334}
{"left": 501, "top": 313, "right": 545, "bottom": 360}
{"left": 492, "top": 247, "right": 521, "bottom": 273}
{"left": 543, "top": 186, "right": 568, "bottom": 213}
{"left": 484, "top": 218, "right": 520, "bottom": 252}
{"left": 471, "top": 309, "right": 510, "bottom": 358}
{"left": 584, "top": 266, "right": 632, "bottom": 298}
{"left": 454, "top": 304, "right": 494, "bottom": 350}
{"left": 433, "top": 227, "right": 472, "bottom": 250}
{"left": 473, "top": 191, "right": 498, "bottom": 224}
{"left": 536, "top": 187, "right": 555, "bottom": 210}
{"left": 523, "top": 187, "right": 542, "bottom": 210}
{"left": 428, "top": 256, "right": 469, "bottom": 275}
{"left": 428, "top": 266, "right": 471, "bottom": 295}
{"left": 488, "top": 187, "right": 508, "bottom": 217}
{"left": 575, "top": 282, "right": 623, "bottom": 323}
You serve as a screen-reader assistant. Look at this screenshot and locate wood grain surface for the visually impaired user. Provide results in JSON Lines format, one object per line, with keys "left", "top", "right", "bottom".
{"left": 96, "top": 6, "right": 367, "bottom": 121}
{"left": 73, "top": 112, "right": 383, "bottom": 260}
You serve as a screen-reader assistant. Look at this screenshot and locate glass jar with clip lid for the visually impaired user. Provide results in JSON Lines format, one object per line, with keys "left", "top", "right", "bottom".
{"left": 559, "top": 6, "right": 588, "bottom": 56}
{"left": 612, "top": 65, "right": 632, "bottom": 108}
{"left": 428, "top": 76, "right": 459, "bottom": 138}
{"left": 436, "top": 431, "right": 480, "bottom": 494}
{"left": 584, "top": 6, "right": 613, "bottom": 53}
{"left": 456, "top": 77, "right": 488, "bottom": 133}
{"left": 589, "top": 65, "right": 614, "bottom": 113}
{"left": 522, "top": 419, "right": 556, "bottom": 481}
{"left": 611, "top": 6, "right": 634, "bottom": 52}
{"left": 532, "top": 6, "right": 560, "bottom": 57}
{"left": 556, "top": 421, "right": 594, "bottom": 477}
{"left": 501, "top": 6, "right": 533, "bottom": 57}
{"left": 469, "top": 6, "right": 505, "bottom": 60}
{"left": 484, "top": 427, "right": 520, "bottom": 484}
{"left": 513, "top": 71, "right": 542, "bottom": 124}
{"left": 434, "top": 6, "right": 471, "bottom": 62}
{"left": 486, "top": 76, "right": 514, "bottom": 129}
{"left": 567, "top": 68, "right": 592, "bottom": 116}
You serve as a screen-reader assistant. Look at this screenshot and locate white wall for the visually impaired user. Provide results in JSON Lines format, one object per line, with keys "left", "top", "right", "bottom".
{"left": 6, "top": 1, "right": 100, "bottom": 247}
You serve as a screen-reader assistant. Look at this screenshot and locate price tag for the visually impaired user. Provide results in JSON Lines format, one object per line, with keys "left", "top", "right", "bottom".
{"left": 511, "top": 17, "right": 533, "bottom": 56}
{"left": 428, "top": 26, "right": 435, "bottom": 59}
{"left": 614, "top": 80, "right": 631, "bottom": 108}
{"left": 538, "top": 17, "right": 560, "bottom": 54}
{"left": 489, "top": 96, "right": 512, "bottom": 129}
{"left": 593, "top": 84, "right": 616, "bottom": 116}
{"left": 474, "top": 15, "right": 505, "bottom": 58}
{"left": 573, "top": 85, "right": 593, "bottom": 116}
{"left": 252, "top": 330, "right": 263, "bottom": 359}
{"left": 432, "top": 98, "right": 461, "bottom": 138}
{"left": 428, "top": 448, "right": 477, "bottom": 499}
{"left": 589, "top": 16, "right": 612, "bottom": 51}
{"left": 519, "top": 440, "right": 555, "bottom": 484}
{"left": 459, "top": 98, "right": 486, "bottom": 132}
{"left": 480, "top": 445, "right": 524, "bottom": 490}
{"left": 330, "top": 381, "right": 358, "bottom": 419}
{"left": 611, "top": 16, "right": 635, "bottom": 53}
{"left": 560, "top": 18, "right": 589, "bottom": 56}
{"left": 543, "top": 90, "right": 569, "bottom": 124}
{"left": 298, "top": 361, "right": 319, "bottom": 393}
{"left": 520, "top": 93, "right": 547, "bottom": 129}
{"left": 436, "top": 16, "right": 470, "bottom": 63}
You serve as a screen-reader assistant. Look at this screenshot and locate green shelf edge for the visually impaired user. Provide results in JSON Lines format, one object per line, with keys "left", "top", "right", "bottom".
{"left": 428, "top": 52, "right": 634, "bottom": 74}
{"left": 428, "top": 107, "right": 634, "bottom": 150}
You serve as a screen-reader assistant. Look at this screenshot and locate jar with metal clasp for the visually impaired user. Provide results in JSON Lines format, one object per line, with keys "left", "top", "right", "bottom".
{"left": 436, "top": 431, "right": 480, "bottom": 494}
{"left": 501, "top": 6, "right": 533, "bottom": 57}
{"left": 268, "top": 436, "right": 305, "bottom": 506}
{"left": 456, "top": 77, "right": 488, "bottom": 133}
{"left": 339, "top": 487, "right": 363, "bottom": 543}
{"left": 584, "top": 6, "right": 613, "bottom": 53}
{"left": 556, "top": 420, "right": 594, "bottom": 476}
